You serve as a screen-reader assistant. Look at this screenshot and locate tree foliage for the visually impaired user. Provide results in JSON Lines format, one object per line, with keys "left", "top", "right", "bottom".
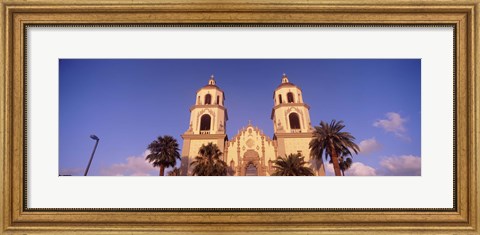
{"left": 271, "top": 153, "right": 314, "bottom": 176}
{"left": 309, "top": 120, "right": 359, "bottom": 176}
{"left": 146, "top": 135, "right": 180, "bottom": 176}
{"left": 167, "top": 167, "right": 181, "bottom": 176}
{"left": 190, "top": 142, "right": 228, "bottom": 176}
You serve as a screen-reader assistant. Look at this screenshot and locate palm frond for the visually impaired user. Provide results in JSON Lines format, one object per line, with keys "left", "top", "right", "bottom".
{"left": 271, "top": 153, "right": 314, "bottom": 176}
{"left": 190, "top": 142, "right": 228, "bottom": 176}
{"left": 145, "top": 135, "right": 181, "bottom": 176}
{"left": 309, "top": 120, "right": 359, "bottom": 176}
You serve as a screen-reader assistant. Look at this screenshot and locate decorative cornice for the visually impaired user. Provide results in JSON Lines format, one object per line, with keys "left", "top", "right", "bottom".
{"left": 274, "top": 132, "right": 314, "bottom": 139}
{"left": 181, "top": 133, "right": 227, "bottom": 140}
{"left": 190, "top": 104, "right": 226, "bottom": 112}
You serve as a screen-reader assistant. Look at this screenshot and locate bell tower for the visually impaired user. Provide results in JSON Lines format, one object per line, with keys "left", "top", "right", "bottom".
{"left": 180, "top": 75, "right": 228, "bottom": 175}
{"left": 271, "top": 73, "right": 325, "bottom": 175}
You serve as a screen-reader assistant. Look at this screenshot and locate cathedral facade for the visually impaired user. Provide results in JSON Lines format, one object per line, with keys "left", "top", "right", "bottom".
{"left": 180, "top": 74, "right": 326, "bottom": 176}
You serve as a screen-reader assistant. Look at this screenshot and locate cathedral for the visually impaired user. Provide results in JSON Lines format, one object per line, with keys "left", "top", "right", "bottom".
{"left": 180, "top": 74, "right": 326, "bottom": 176}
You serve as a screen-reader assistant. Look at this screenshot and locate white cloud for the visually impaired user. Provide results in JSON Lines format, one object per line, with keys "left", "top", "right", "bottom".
{"left": 99, "top": 150, "right": 158, "bottom": 176}
{"left": 325, "top": 162, "right": 377, "bottom": 176}
{"left": 324, "top": 155, "right": 421, "bottom": 176}
{"left": 345, "top": 162, "right": 377, "bottom": 176}
{"left": 325, "top": 163, "right": 335, "bottom": 175}
{"left": 373, "top": 112, "right": 409, "bottom": 140}
{"left": 358, "top": 137, "right": 381, "bottom": 154}
{"left": 377, "top": 155, "right": 421, "bottom": 176}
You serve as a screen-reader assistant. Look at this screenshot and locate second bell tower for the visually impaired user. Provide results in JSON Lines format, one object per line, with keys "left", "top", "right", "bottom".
{"left": 271, "top": 73, "right": 325, "bottom": 175}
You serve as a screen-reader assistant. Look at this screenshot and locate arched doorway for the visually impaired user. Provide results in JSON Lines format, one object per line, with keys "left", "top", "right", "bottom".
{"left": 245, "top": 163, "right": 258, "bottom": 176}
{"left": 240, "top": 150, "right": 264, "bottom": 176}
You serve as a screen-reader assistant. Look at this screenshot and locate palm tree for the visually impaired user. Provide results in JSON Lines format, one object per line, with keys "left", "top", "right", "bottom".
{"left": 190, "top": 142, "right": 228, "bottom": 176}
{"left": 145, "top": 135, "right": 180, "bottom": 176}
{"left": 339, "top": 155, "right": 353, "bottom": 176}
{"left": 309, "top": 120, "right": 359, "bottom": 176}
{"left": 271, "top": 153, "right": 314, "bottom": 176}
{"left": 167, "top": 167, "right": 181, "bottom": 176}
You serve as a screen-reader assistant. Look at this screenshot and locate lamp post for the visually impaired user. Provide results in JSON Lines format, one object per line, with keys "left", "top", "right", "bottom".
{"left": 84, "top": 134, "right": 100, "bottom": 176}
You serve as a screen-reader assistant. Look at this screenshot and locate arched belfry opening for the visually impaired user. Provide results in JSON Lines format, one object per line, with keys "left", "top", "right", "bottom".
{"left": 287, "top": 92, "right": 294, "bottom": 103}
{"left": 289, "top": 113, "right": 301, "bottom": 130}
{"left": 205, "top": 94, "right": 212, "bottom": 105}
{"left": 200, "top": 114, "right": 211, "bottom": 132}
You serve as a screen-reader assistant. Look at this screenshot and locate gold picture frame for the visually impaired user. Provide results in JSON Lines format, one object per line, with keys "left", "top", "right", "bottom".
{"left": 1, "top": 0, "right": 479, "bottom": 233}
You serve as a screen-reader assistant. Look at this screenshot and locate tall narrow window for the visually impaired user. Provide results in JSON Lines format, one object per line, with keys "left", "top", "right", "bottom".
{"left": 200, "top": 114, "right": 211, "bottom": 131}
{"left": 278, "top": 94, "right": 283, "bottom": 104}
{"left": 289, "top": 113, "right": 301, "bottom": 129}
{"left": 197, "top": 96, "right": 200, "bottom": 104}
{"left": 287, "top": 92, "right": 294, "bottom": 103}
{"left": 216, "top": 95, "right": 220, "bottom": 104}
{"left": 205, "top": 94, "right": 212, "bottom": 105}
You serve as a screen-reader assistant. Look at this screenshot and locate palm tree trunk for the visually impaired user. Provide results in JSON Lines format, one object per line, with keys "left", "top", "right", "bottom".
{"left": 329, "top": 143, "right": 342, "bottom": 176}
{"left": 159, "top": 165, "right": 165, "bottom": 176}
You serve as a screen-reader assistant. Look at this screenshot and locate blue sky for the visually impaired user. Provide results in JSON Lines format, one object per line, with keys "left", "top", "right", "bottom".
{"left": 59, "top": 59, "right": 421, "bottom": 176}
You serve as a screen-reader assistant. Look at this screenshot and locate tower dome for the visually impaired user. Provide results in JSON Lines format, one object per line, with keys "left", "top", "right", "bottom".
{"left": 196, "top": 74, "right": 225, "bottom": 106}
{"left": 273, "top": 73, "right": 303, "bottom": 106}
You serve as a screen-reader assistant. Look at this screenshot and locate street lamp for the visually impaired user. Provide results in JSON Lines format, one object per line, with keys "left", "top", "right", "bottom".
{"left": 84, "top": 134, "right": 100, "bottom": 176}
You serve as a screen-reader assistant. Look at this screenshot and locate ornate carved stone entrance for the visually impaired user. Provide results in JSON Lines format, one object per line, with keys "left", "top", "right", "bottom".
{"left": 240, "top": 150, "right": 266, "bottom": 176}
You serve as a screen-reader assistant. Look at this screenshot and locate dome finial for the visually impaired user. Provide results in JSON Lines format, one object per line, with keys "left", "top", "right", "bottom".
{"left": 208, "top": 74, "right": 216, "bottom": 85}
{"left": 281, "top": 73, "right": 289, "bottom": 83}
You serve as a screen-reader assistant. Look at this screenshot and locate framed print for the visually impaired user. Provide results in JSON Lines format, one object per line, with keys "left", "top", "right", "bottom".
{"left": 1, "top": 0, "right": 479, "bottom": 234}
